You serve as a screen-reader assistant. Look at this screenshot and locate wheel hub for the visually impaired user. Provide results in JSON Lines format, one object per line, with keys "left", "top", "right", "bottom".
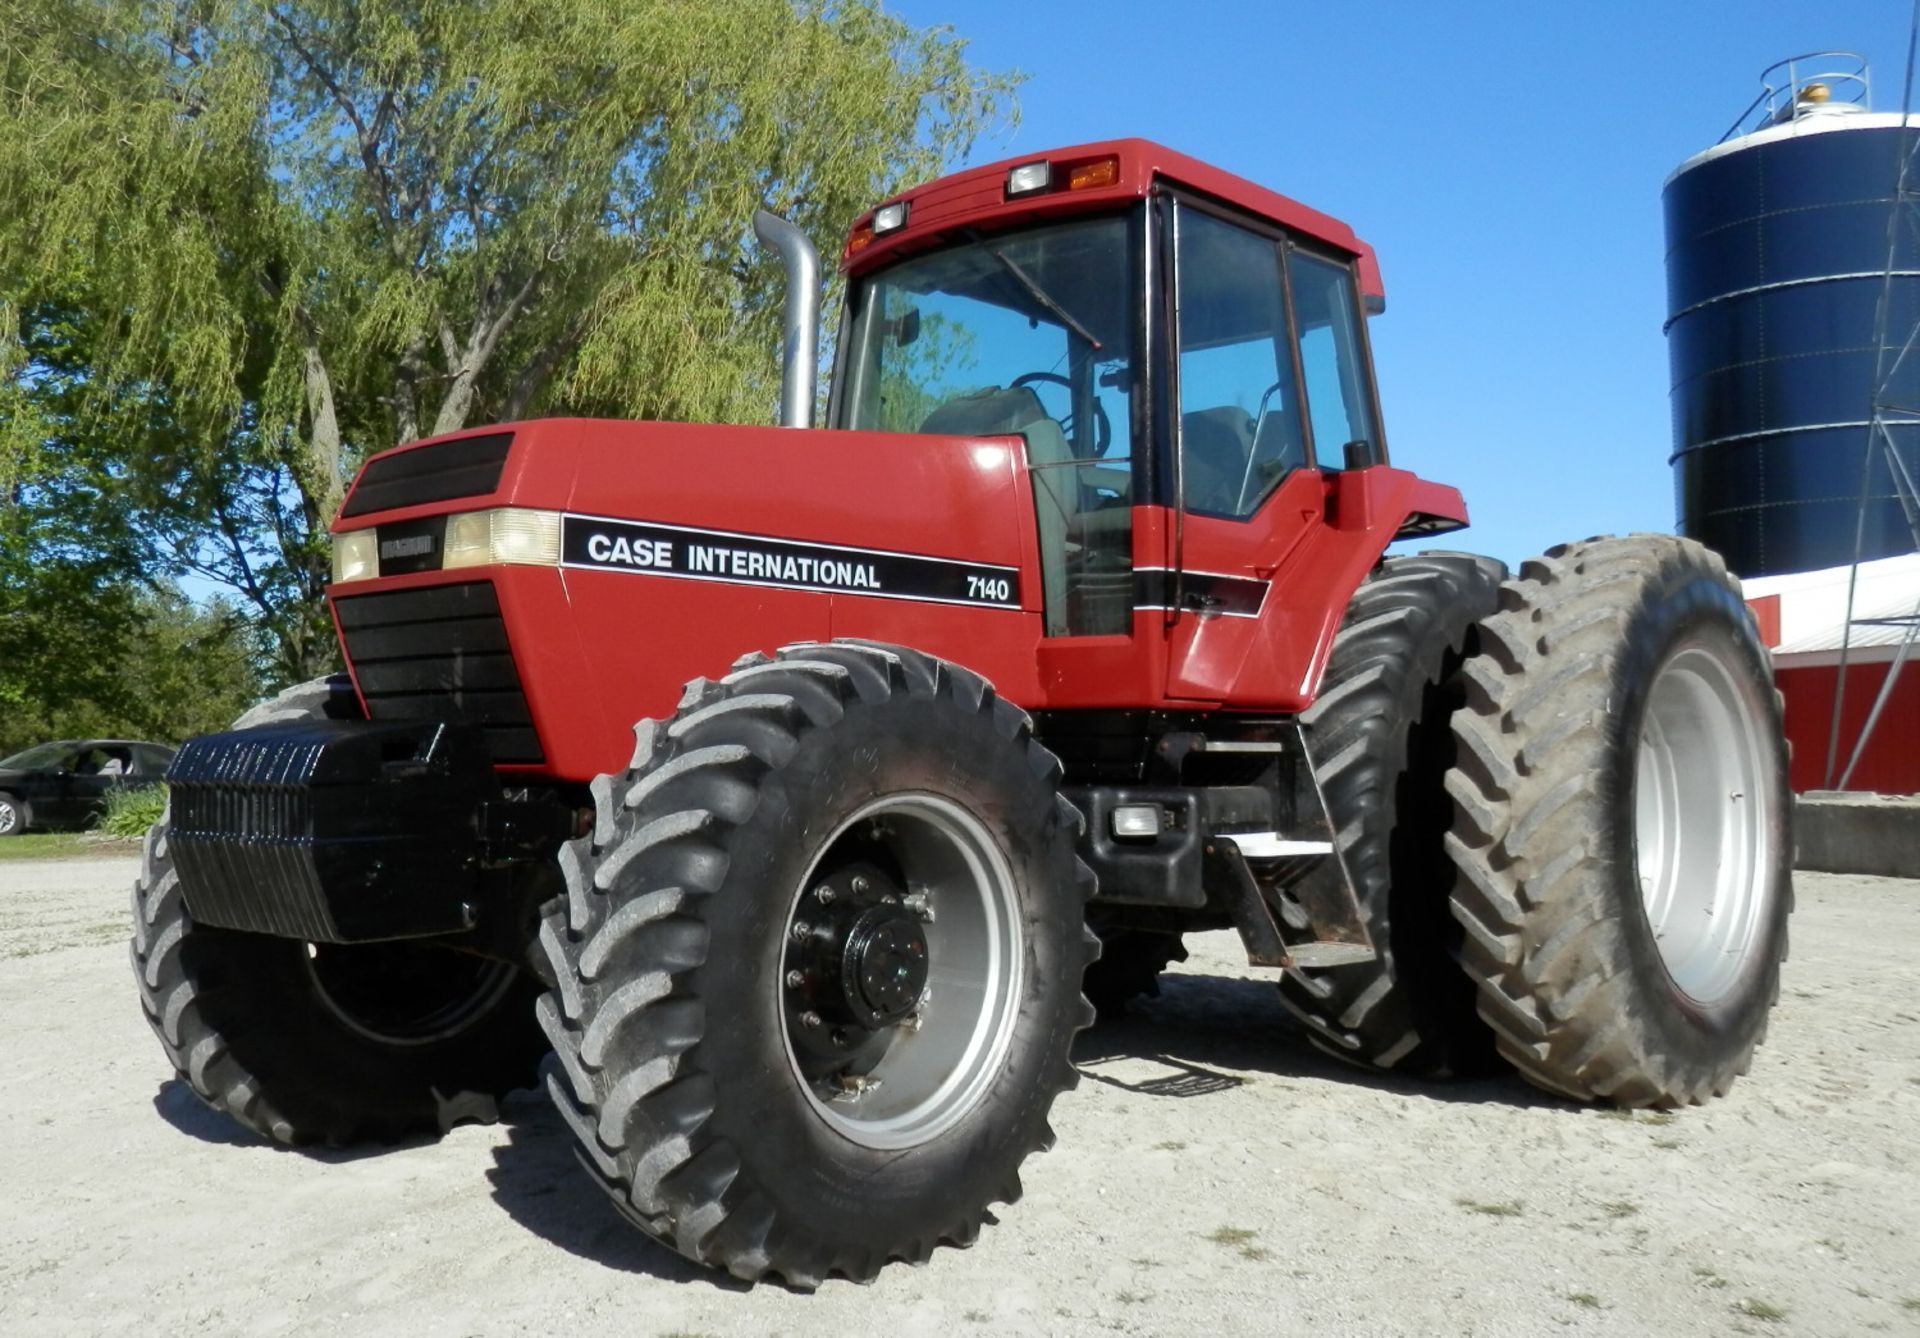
{"left": 842, "top": 904, "right": 930, "bottom": 1027}
{"left": 786, "top": 863, "right": 930, "bottom": 1046}
{"left": 777, "top": 796, "right": 1024, "bottom": 1150}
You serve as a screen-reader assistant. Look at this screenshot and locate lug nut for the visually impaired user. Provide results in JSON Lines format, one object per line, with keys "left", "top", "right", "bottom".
{"left": 791, "top": 921, "right": 811, "bottom": 941}
{"left": 814, "top": 884, "right": 836, "bottom": 904}
{"left": 785, "top": 969, "right": 804, "bottom": 988}
{"left": 831, "top": 1028, "right": 851, "bottom": 1047}
{"left": 799, "top": 1010, "right": 822, "bottom": 1029}
{"left": 850, "top": 875, "right": 869, "bottom": 895}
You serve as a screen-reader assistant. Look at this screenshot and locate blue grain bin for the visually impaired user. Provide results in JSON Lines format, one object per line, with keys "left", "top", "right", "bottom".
{"left": 1664, "top": 71, "right": 1920, "bottom": 578}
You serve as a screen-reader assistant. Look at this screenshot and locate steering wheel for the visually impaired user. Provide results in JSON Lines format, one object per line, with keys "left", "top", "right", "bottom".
{"left": 1011, "top": 371, "right": 1111, "bottom": 456}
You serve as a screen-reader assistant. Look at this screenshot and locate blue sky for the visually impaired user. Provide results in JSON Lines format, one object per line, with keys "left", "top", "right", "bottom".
{"left": 889, "top": 0, "right": 1912, "bottom": 564}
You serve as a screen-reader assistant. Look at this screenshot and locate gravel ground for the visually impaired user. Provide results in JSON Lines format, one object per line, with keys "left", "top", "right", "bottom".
{"left": 1, "top": 857, "right": 1917, "bottom": 1337}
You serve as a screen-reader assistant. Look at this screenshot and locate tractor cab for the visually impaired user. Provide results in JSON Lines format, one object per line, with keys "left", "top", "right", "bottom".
{"left": 821, "top": 139, "right": 1462, "bottom": 706}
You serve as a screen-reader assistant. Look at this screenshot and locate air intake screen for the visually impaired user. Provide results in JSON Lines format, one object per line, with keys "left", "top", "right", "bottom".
{"left": 334, "top": 581, "right": 544, "bottom": 764}
{"left": 341, "top": 432, "right": 513, "bottom": 518}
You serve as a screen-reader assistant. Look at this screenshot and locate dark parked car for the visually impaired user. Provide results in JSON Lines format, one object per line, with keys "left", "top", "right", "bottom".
{"left": 0, "top": 740, "right": 176, "bottom": 836}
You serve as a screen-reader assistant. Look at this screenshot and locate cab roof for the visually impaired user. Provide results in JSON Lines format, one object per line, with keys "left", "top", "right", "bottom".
{"left": 841, "top": 137, "right": 1382, "bottom": 305}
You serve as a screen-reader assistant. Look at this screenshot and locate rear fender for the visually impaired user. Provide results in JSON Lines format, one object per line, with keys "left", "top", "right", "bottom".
{"left": 1165, "top": 467, "right": 1468, "bottom": 710}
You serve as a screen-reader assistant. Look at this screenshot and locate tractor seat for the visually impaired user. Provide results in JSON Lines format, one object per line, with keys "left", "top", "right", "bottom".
{"left": 920, "top": 387, "right": 1070, "bottom": 480}
{"left": 922, "top": 386, "right": 1080, "bottom": 635}
{"left": 1181, "top": 407, "right": 1255, "bottom": 514}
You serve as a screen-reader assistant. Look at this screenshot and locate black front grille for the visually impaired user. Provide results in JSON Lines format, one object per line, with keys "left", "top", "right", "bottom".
{"left": 170, "top": 737, "right": 336, "bottom": 939}
{"left": 341, "top": 432, "right": 513, "bottom": 517}
{"left": 334, "top": 581, "right": 544, "bottom": 764}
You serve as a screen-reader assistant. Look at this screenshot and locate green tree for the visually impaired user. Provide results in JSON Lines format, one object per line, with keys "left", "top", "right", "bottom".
{"left": 0, "top": 0, "right": 1015, "bottom": 680}
{"left": 0, "top": 584, "right": 262, "bottom": 757}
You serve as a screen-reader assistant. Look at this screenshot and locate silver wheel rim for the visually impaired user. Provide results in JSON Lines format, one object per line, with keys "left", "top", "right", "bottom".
{"left": 0, "top": 802, "right": 15, "bottom": 835}
{"left": 778, "top": 794, "right": 1024, "bottom": 1151}
{"left": 1633, "top": 639, "right": 1777, "bottom": 1005}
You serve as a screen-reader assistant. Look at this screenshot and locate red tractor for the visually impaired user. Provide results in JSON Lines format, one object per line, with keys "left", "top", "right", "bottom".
{"left": 133, "top": 140, "right": 1792, "bottom": 1285}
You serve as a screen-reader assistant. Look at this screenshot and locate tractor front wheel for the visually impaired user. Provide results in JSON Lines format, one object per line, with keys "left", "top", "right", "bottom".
{"left": 1445, "top": 536, "right": 1792, "bottom": 1105}
{"left": 537, "top": 641, "right": 1096, "bottom": 1286}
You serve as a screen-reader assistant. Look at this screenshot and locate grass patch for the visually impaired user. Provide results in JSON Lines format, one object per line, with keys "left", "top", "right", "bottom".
{"left": 1692, "top": 1266, "right": 1729, "bottom": 1290}
{"left": 1602, "top": 1201, "right": 1640, "bottom": 1219}
{"left": 1115, "top": 1290, "right": 1149, "bottom": 1305}
{"left": 1154, "top": 1139, "right": 1187, "bottom": 1152}
{"left": 1732, "top": 1298, "right": 1787, "bottom": 1322}
{"left": 1567, "top": 1292, "right": 1602, "bottom": 1309}
{"left": 1456, "top": 1198, "right": 1524, "bottom": 1217}
{"left": 0, "top": 833, "right": 89, "bottom": 860}
{"left": 100, "top": 784, "right": 166, "bottom": 839}
{"left": 1901, "top": 1297, "right": 1920, "bottom": 1312}
{"left": 962, "top": 1310, "right": 988, "bottom": 1323}
{"left": 0, "top": 831, "right": 143, "bottom": 860}
{"left": 1202, "top": 1225, "right": 1270, "bottom": 1259}
{"left": 1653, "top": 1137, "right": 1684, "bottom": 1150}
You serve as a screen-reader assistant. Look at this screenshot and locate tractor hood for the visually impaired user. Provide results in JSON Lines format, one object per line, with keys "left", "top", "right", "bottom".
{"left": 325, "top": 419, "right": 1045, "bottom": 779}
{"left": 330, "top": 418, "right": 1035, "bottom": 588}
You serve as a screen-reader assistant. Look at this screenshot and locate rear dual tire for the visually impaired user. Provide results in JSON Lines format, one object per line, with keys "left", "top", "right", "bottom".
{"left": 1276, "top": 552, "right": 1506, "bottom": 1075}
{"left": 1445, "top": 536, "right": 1792, "bottom": 1105}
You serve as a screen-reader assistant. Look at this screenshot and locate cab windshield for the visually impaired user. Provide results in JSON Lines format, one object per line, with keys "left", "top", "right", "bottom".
{"left": 837, "top": 213, "right": 1139, "bottom": 636}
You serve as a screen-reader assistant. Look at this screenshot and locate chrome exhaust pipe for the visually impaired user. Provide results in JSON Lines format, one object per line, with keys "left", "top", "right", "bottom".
{"left": 753, "top": 209, "right": 821, "bottom": 429}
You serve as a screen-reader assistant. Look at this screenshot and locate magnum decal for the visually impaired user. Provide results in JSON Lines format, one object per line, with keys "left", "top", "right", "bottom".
{"left": 561, "top": 515, "right": 1022, "bottom": 609}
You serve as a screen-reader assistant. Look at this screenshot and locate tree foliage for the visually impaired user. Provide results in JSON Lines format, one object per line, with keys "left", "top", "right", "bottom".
{"left": 0, "top": 0, "right": 1015, "bottom": 680}
{"left": 0, "top": 583, "right": 263, "bottom": 757}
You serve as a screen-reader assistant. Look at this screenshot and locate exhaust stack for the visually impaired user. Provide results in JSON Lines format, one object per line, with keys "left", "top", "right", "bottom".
{"left": 753, "top": 209, "right": 821, "bottom": 429}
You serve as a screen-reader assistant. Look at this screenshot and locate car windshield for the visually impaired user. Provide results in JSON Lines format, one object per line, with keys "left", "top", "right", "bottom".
{"left": 0, "top": 742, "right": 75, "bottom": 770}
{"left": 837, "top": 213, "right": 1136, "bottom": 463}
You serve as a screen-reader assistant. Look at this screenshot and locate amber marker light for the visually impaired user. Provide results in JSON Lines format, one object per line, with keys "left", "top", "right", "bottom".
{"left": 1067, "top": 157, "right": 1120, "bottom": 191}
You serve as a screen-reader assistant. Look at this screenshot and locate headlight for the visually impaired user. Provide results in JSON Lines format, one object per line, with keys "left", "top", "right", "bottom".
{"left": 331, "top": 530, "right": 378, "bottom": 584}
{"left": 330, "top": 507, "right": 561, "bottom": 584}
{"left": 443, "top": 508, "right": 561, "bottom": 569}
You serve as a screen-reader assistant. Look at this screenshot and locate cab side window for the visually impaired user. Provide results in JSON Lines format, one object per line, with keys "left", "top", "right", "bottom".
{"left": 1287, "top": 251, "right": 1379, "bottom": 470}
{"left": 1175, "top": 207, "right": 1306, "bottom": 518}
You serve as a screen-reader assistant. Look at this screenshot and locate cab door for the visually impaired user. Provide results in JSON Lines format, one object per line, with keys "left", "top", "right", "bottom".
{"left": 1160, "top": 198, "right": 1386, "bottom": 709}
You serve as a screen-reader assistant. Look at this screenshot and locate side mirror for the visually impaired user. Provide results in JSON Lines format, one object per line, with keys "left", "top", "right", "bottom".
{"left": 1342, "top": 440, "right": 1375, "bottom": 471}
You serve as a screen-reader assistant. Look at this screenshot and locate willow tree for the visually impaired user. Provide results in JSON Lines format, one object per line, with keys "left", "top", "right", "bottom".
{"left": 0, "top": 0, "right": 1015, "bottom": 679}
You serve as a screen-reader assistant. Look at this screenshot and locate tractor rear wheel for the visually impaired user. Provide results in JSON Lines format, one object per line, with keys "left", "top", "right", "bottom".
{"left": 131, "top": 676, "right": 546, "bottom": 1145}
{"left": 537, "top": 641, "right": 1096, "bottom": 1286}
{"left": 1276, "top": 552, "right": 1506, "bottom": 1075}
{"left": 1445, "top": 536, "right": 1792, "bottom": 1105}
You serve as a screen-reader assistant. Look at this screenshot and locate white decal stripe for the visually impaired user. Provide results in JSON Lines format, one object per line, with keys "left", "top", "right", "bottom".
{"left": 559, "top": 561, "right": 1026, "bottom": 611}
{"left": 564, "top": 511, "right": 1019, "bottom": 573}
